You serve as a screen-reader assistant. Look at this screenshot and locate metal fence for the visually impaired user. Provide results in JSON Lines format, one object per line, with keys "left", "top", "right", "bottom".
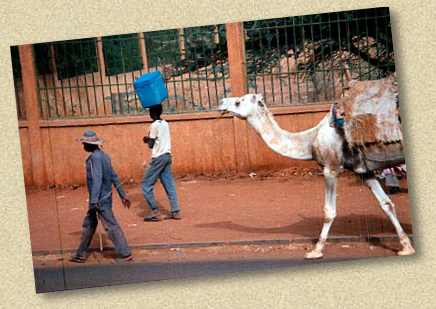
{"left": 12, "top": 7, "right": 393, "bottom": 120}
{"left": 244, "top": 7, "right": 394, "bottom": 106}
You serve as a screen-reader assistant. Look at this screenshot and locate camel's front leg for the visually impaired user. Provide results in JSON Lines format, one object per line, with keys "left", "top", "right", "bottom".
{"left": 305, "top": 168, "right": 337, "bottom": 259}
{"left": 365, "top": 178, "right": 415, "bottom": 256}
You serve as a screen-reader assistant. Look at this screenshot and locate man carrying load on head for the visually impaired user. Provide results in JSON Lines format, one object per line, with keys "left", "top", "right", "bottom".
{"left": 141, "top": 104, "right": 182, "bottom": 222}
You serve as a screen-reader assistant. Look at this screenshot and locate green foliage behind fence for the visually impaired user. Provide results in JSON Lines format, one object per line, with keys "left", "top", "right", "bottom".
{"left": 103, "top": 34, "right": 143, "bottom": 76}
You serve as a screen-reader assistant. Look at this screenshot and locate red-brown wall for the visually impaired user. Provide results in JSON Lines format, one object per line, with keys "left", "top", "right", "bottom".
{"left": 18, "top": 105, "right": 330, "bottom": 187}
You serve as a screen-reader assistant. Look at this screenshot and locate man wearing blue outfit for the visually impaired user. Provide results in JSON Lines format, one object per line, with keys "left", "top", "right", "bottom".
{"left": 70, "top": 130, "right": 133, "bottom": 263}
{"left": 142, "top": 104, "right": 181, "bottom": 221}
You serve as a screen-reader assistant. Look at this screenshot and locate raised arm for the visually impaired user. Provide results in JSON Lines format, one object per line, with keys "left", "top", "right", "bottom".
{"left": 143, "top": 122, "right": 158, "bottom": 149}
{"left": 143, "top": 136, "right": 156, "bottom": 149}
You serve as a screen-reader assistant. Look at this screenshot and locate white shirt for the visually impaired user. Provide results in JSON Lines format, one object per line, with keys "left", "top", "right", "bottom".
{"left": 149, "top": 120, "right": 171, "bottom": 158}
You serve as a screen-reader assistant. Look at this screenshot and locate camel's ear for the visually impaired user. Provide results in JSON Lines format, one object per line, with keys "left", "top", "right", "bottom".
{"left": 251, "top": 94, "right": 257, "bottom": 103}
{"left": 256, "top": 94, "right": 264, "bottom": 107}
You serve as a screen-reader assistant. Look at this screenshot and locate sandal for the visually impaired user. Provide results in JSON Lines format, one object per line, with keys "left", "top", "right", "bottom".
{"left": 115, "top": 255, "right": 134, "bottom": 263}
{"left": 69, "top": 255, "right": 86, "bottom": 263}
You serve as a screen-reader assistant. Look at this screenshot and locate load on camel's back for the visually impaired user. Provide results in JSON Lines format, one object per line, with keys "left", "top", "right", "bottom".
{"left": 332, "top": 74, "right": 404, "bottom": 171}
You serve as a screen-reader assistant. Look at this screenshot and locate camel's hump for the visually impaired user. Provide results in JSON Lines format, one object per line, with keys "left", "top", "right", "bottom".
{"left": 340, "top": 77, "right": 402, "bottom": 147}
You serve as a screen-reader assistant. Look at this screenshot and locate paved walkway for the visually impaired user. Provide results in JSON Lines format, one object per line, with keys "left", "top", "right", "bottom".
{"left": 33, "top": 241, "right": 402, "bottom": 293}
{"left": 26, "top": 173, "right": 413, "bottom": 255}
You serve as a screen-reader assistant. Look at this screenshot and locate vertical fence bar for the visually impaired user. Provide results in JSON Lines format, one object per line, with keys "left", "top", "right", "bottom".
{"left": 328, "top": 13, "right": 336, "bottom": 98}
{"left": 19, "top": 45, "right": 47, "bottom": 187}
{"left": 39, "top": 60, "right": 51, "bottom": 119}
{"left": 283, "top": 24, "right": 293, "bottom": 103}
{"left": 220, "top": 37, "right": 228, "bottom": 99}
{"left": 192, "top": 30, "right": 203, "bottom": 110}
{"left": 258, "top": 29, "right": 267, "bottom": 104}
{"left": 345, "top": 15, "right": 352, "bottom": 81}
{"left": 292, "top": 17, "right": 301, "bottom": 102}
{"left": 201, "top": 31, "right": 211, "bottom": 109}
{"left": 210, "top": 30, "right": 220, "bottom": 108}
{"left": 49, "top": 44, "right": 64, "bottom": 117}
{"left": 301, "top": 20, "right": 309, "bottom": 103}
{"left": 174, "top": 32, "right": 186, "bottom": 112}
{"left": 250, "top": 28, "right": 259, "bottom": 96}
{"left": 72, "top": 60, "right": 83, "bottom": 117}
{"left": 374, "top": 12, "right": 380, "bottom": 78}
{"left": 119, "top": 37, "right": 129, "bottom": 115}
{"left": 268, "top": 28, "right": 276, "bottom": 105}
{"left": 184, "top": 30, "right": 196, "bottom": 110}
{"left": 63, "top": 43, "right": 75, "bottom": 117}
{"left": 96, "top": 37, "right": 108, "bottom": 115}
{"left": 275, "top": 25, "right": 284, "bottom": 105}
{"left": 336, "top": 12, "right": 345, "bottom": 95}
{"left": 364, "top": 10, "right": 370, "bottom": 80}
{"left": 112, "top": 38, "right": 123, "bottom": 115}
{"left": 384, "top": 11, "right": 391, "bottom": 74}
{"left": 88, "top": 43, "right": 100, "bottom": 117}
{"left": 318, "top": 20, "right": 327, "bottom": 100}
{"left": 77, "top": 40, "right": 89, "bottom": 116}
{"left": 309, "top": 15, "right": 318, "bottom": 102}
{"left": 355, "top": 16, "right": 362, "bottom": 79}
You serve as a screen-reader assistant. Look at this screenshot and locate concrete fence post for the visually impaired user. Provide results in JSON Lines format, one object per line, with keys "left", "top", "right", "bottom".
{"left": 96, "top": 37, "right": 106, "bottom": 77}
{"left": 178, "top": 29, "right": 186, "bottom": 61}
{"left": 225, "top": 22, "right": 251, "bottom": 173}
{"left": 138, "top": 32, "right": 149, "bottom": 72}
{"left": 19, "top": 45, "right": 47, "bottom": 187}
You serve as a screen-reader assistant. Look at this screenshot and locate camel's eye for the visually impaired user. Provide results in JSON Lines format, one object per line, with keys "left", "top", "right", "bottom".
{"left": 235, "top": 101, "right": 240, "bottom": 107}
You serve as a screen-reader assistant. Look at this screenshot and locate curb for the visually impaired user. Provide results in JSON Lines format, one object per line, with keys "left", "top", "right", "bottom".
{"left": 31, "top": 234, "right": 414, "bottom": 257}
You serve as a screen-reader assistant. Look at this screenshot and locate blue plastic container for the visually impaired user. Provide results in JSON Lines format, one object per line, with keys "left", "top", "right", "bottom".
{"left": 134, "top": 71, "right": 168, "bottom": 108}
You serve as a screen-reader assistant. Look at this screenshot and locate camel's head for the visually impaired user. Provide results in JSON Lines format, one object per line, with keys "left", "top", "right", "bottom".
{"left": 218, "top": 94, "right": 265, "bottom": 119}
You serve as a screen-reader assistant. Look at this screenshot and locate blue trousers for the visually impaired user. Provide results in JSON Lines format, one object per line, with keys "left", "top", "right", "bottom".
{"left": 75, "top": 202, "right": 131, "bottom": 258}
{"left": 141, "top": 153, "right": 180, "bottom": 213}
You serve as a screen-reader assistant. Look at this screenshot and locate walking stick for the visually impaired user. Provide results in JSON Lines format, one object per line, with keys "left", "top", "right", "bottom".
{"left": 97, "top": 212, "right": 104, "bottom": 252}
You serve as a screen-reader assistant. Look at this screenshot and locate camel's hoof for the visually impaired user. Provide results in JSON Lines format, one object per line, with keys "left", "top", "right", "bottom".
{"left": 305, "top": 250, "right": 324, "bottom": 260}
{"left": 397, "top": 246, "right": 416, "bottom": 256}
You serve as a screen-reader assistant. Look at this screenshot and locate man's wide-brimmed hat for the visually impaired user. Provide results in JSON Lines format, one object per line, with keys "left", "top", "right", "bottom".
{"left": 79, "top": 130, "right": 103, "bottom": 145}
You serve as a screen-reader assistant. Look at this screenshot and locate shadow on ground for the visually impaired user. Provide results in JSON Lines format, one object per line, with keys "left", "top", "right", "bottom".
{"left": 195, "top": 214, "right": 412, "bottom": 238}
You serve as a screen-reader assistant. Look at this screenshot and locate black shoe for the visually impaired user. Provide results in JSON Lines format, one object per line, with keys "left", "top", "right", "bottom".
{"left": 164, "top": 211, "right": 182, "bottom": 220}
{"left": 144, "top": 209, "right": 162, "bottom": 222}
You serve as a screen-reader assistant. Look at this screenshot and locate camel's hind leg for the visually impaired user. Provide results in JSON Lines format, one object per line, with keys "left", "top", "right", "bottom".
{"left": 305, "top": 167, "right": 337, "bottom": 259}
{"left": 365, "top": 178, "right": 415, "bottom": 256}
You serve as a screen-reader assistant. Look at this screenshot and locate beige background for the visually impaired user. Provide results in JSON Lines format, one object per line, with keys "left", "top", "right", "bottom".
{"left": 1, "top": 0, "right": 435, "bottom": 307}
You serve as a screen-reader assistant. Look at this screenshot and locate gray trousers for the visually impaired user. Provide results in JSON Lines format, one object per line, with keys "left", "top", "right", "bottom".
{"left": 75, "top": 202, "right": 131, "bottom": 258}
{"left": 141, "top": 153, "right": 180, "bottom": 213}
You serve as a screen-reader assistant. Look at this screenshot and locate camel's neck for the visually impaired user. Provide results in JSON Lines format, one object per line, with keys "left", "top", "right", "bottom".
{"left": 247, "top": 109, "right": 323, "bottom": 160}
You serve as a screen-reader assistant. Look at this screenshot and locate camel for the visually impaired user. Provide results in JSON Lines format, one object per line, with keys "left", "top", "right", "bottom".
{"left": 218, "top": 79, "right": 415, "bottom": 259}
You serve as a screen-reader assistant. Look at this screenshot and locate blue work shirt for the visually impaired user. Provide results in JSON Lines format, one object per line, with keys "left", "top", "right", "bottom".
{"left": 86, "top": 149, "right": 126, "bottom": 206}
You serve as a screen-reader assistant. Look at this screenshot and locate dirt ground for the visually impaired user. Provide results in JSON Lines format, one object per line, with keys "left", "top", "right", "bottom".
{"left": 26, "top": 171, "right": 414, "bottom": 260}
